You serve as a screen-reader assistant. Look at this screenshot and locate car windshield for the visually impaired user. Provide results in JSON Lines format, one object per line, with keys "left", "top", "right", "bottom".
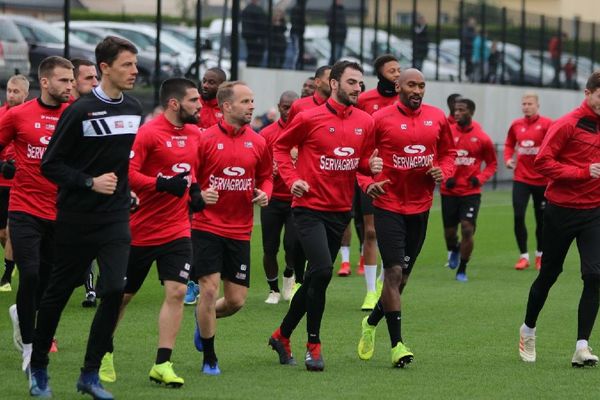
{"left": 0, "top": 20, "right": 23, "bottom": 42}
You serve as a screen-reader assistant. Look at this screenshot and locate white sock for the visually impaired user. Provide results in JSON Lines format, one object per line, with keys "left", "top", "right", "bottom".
{"left": 520, "top": 253, "right": 530, "bottom": 261}
{"left": 340, "top": 246, "right": 350, "bottom": 263}
{"left": 447, "top": 251, "right": 453, "bottom": 259}
{"left": 521, "top": 323, "right": 536, "bottom": 336}
{"left": 576, "top": 339, "right": 589, "bottom": 351}
{"left": 535, "top": 250, "right": 543, "bottom": 257}
{"left": 378, "top": 267, "right": 384, "bottom": 282}
{"left": 364, "top": 265, "right": 377, "bottom": 292}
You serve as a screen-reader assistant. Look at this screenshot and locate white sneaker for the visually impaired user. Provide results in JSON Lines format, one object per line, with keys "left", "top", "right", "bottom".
{"left": 572, "top": 346, "right": 599, "bottom": 367}
{"left": 22, "top": 345, "right": 32, "bottom": 372}
{"left": 519, "top": 325, "right": 536, "bottom": 362}
{"left": 282, "top": 276, "right": 295, "bottom": 301}
{"left": 265, "top": 291, "right": 281, "bottom": 304}
{"left": 9, "top": 304, "right": 23, "bottom": 352}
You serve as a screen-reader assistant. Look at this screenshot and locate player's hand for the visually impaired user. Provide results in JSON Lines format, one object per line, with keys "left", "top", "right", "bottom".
{"left": 156, "top": 171, "right": 190, "bottom": 198}
{"left": 369, "top": 149, "right": 383, "bottom": 174}
{"left": 290, "top": 147, "right": 298, "bottom": 161}
{"left": 92, "top": 172, "right": 118, "bottom": 195}
{"left": 469, "top": 176, "right": 481, "bottom": 187}
{"left": 505, "top": 159, "right": 516, "bottom": 169}
{"left": 590, "top": 163, "right": 600, "bottom": 178}
{"left": 291, "top": 179, "right": 309, "bottom": 197}
{"left": 252, "top": 188, "right": 268, "bottom": 207}
{"left": 129, "top": 190, "right": 140, "bottom": 213}
{"left": 426, "top": 164, "right": 443, "bottom": 183}
{"left": 201, "top": 184, "right": 219, "bottom": 205}
{"left": 445, "top": 177, "right": 456, "bottom": 189}
{"left": 366, "top": 179, "right": 390, "bottom": 199}
{"left": 1, "top": 159, "right": 15, "bottom": 179}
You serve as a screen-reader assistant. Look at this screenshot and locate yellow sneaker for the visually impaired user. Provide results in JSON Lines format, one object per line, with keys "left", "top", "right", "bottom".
{"left": 360, "top": 291, "right": 378, "bottom": 311}
{"left": 358, "top": 316, "right": 376, "bottom": 360}
{"left": 376, "top": 279, "right": 383, "bottom": 298}
{"left": 391, "top": 342, "right": 414, "bottom": 368}
{"left": 99, "top": 352, "right": 116, "bottom": 382}
{"left": 149, "top": 361, "right": 184, "bottom": 388}
{"left": 0, "top": 281, "right": 11, "bottom": 292}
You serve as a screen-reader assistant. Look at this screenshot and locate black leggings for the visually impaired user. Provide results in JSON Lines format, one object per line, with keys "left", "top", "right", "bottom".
{"left": 512, "top": 181, "right": 546, "bottom": 254}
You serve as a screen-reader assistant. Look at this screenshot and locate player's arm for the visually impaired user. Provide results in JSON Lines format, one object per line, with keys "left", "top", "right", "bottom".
{"left": 504, "top": 124, "right": 517, "bottom": 168}
{"left": 128, "top": 130, "right": 156, "bottom": 191}
{"left": 534, "top": 122, "right": 591, "bottom": 180}
{"left": 0, "top": 110, "right": 17, "bottom": 178}
{"left": 475, "top": 136, "right": 498, "bottom": 185}
{"left": 435, "top": 118, "right": 457, "bottom": 181}
{"left": 274, "top": 112, "right": 308, "bottom": 189}
{"left": 357, "top": 118, "right": 380, "bottom": 176}
{"left": 253, "top": 141, "right": 274, "bottom": 207}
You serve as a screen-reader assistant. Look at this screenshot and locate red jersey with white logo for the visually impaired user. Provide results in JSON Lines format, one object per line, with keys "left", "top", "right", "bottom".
{"left": 0, "top": 104, "right": 15, "bottom": 188}
{"left": 0, "top": 99, "right": 67, "bottom": 220}
{"left": 357, "top": 88, "right": 397, "bottom": 115}
{"left": 286, "top": 92, "right": 327, "bottom": 124}
{"left": 261, "top": 118, "right": 292, "bottom": 202}
{"left": 535, "top": 101, "right": 600, "bottom": 209}
{"left": 441, "top": 121, "right": 497, "bottom": 196}
{"left": 129, "top": 114, "right": 199, "bottom": 246}
{"left": 357, "top": 102, "right": 455, "bottom": 215}
{"left": 192, "top": 120, "right": 273, "bottom": 240}
{"left": 504, "top": 114, "right": 552, "bottom": 186}
{"left": 197, "top": 97, "right": 222, "bottom": 129}
{"left": 275, "top": 98, "right": 375, "bottom": 212}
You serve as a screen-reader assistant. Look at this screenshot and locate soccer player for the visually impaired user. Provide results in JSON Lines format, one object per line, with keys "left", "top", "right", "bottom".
{"left": 446, "top": 93, "right": 461, "bottom": 125}
{"left": 0, "top": 74, "right": 29, "bottom": 291}
{"left": 29, "top": 36, "right": 142, "bottom": 399}
{"left": 192, "top": 81, "right": 273, "bottom": 375}
{"left": 197, "top": 67, "right": 226, "bottom": 129}
{"left": 260, "top": 90, "right": 300, "bottom": 304}
{"left": 300, "top": 76, "right": 316, "bottom": 98}
{"left": 0, "top": 57, "right": 73, "bottom": 373}
{"left": 440, "top": 98, "right": 497, "bottom": 281}
{"left": 101, "top": 78, "right": 204, "bottom": 387}
{"left": 286, "top": 65, "right": 331, "bottom": 124}
{"left": 355, "top": 54, "right": 401, "bottom": 309}
{"left": 518, "top": 72, "right": 600, "bottom": 367}
{"left": 504, "top": 93, "right": 553, "bottom": 271}
{"left": 356, "top": 68, "right": 455, "bottom": 368}
{"left": 268, "top": 60, "right": 380, "bottom": 371}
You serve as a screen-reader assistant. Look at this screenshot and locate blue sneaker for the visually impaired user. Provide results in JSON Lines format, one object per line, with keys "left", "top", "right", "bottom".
{"left": 193, "top": 307, "right": 203, "bottom": 352}
{"left": 448, "top": 251, "right": 460, "bottom": 270}
{"left": 202, "top": 361, "right": 221, "bottom": 376}
{"left": 76, "top": 371, "right": 114, "bottom": 400}
{"left": 184, "top": 281, "right": 199, "bottom": 305}
{"left": 29, "top": 368, "right": 52, "bottom": 397}
{"left": 456, "top": 273, "right": 468, "bottom": 282}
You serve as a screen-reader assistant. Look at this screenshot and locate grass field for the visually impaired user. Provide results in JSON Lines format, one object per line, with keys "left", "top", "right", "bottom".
{"left": 0, "top": 189, "right": 596, "bottom": 399}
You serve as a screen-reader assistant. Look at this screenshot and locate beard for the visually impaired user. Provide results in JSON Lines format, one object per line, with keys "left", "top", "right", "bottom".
{"left": 179, "top": 108, "right": 199, "bottom": 124}
{"left": 337, "top": 88, "right": 358, "bottom": 106}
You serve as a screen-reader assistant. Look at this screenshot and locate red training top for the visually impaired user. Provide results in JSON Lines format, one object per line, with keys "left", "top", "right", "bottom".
{"left": 357, "top": 88, "right": 397, "bottom": 115}
{"left": 286, "top": 91, "right": 327, "bottom": 124}
{"left": 0, "top": 103, "right": 15, "bottom": 188}
{"left": 197, "top": 97, "right": 222, "bottom": 129}
{"left": 261, "top": 118, "right": 292, "bottom": 202}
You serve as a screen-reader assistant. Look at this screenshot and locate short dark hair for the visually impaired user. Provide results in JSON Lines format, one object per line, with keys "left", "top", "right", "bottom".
{"left": 329, "top": 60, "right": 364, "bottom": 83}
{"left": 206, "top": 67, "right": 227, "bottom": 83}
{"left": 586, "top": 71, "right": 600, "bottom": 92}
{"left": 447, "top": 93, "right": 462, "bottom": 108}
{"left": 455, "top": 97, "right": 476, "bottom": 114}
{"left": 216, "top": 81, "right": 247, "bottom": 108}
{"left": 70, "top": 58, "right": 96, "bottom": 79}
{"left": 38, "top": 56, "right": 74, "bottom": 80}
{"left": 315, "top": 65, "right": 331, "bottom": 79}
{"left": 159, "top": 78, "right": 198, "bottom": 108}
{"left": 95, "top": 36, "right": 138, "bottom": 67}
{"left": 373, "top": 54, "right": 398, "bottom": 75}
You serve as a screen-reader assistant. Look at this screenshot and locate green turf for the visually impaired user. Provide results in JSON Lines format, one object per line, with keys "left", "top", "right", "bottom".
{"left": 0, "top": 189, "right": 594, "bottom": 399}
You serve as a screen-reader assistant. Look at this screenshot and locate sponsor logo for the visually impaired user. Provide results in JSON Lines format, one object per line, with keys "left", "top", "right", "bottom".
{"left": 235, "top": 272, "right": 247, "bottom": 280}
{"left": 177, "top": 140, "right": 185, "bottom": 148}
{"left": 455, "top": 149, "right": 476, "bottom": 166}
{"left": 355, "top": 128, "right": 363, "bottom": 135}
{"left": 40, "top": 115, "right": 59, "bottom": 121}
{"left": 333, "top": 147, "right": 355, "bottom": 157}
{"left": 521, "top": 140, "right": 535, "bottom": 147}
{"left": 27, "top": 144, "right": 47, "bottom": 160}
{"left": 424, "top": 120, "right": 433, "bottom": 126}
{"left": 223, "top": 167, "right": 246, "bottom": 177}
{"left": 184, "top": 263, "right": 191, "bottom": 271}
{"left": 34, "top": 122, "right": 41, "bottom": 129}
{"left": 393, "top": 153, "right": 434, "bottom": 169}
{"left": 373, "top": 105, "right": 379, "bottom": 110}
{"left": 39, "top": 136, "right": 51, "bottom": 145}
{"left": 535, "top": 125, "right": 542, "bottom": 130}
{"left": 88, "top": 111, "right": 107, "bottom": 117}
{"left": 217, "top": 143, "right": 224, "bottom": 150}
{"left": 240, "top": 264, "right": 247, "bottom": 271}
{"left": 403, "top": 144, "right": 426, "bottom": 154}
{"left": 518, "top": 139, "right": 539, "bottom": 155}
{"left": 456, "top": 149, "right": 469, "bottom": 157}
{"left": 172, "top": 163, "right": 191, "bottom": 173}
{"left": 244, "top": 141, "right": 253, "bottom": 148}
{"left": 114, "top": 120, "right": 124, "bottom": 129}
{"left": 179, "top": 271, "right": 189, "bottom": 279}
{"left": 400, "top": 123, "right": 408, "bottom": 130}
{"left": 166, "top": 141, "right": 172, "bottom": 147}
{"left": 329, "top": 127, "right": 335, "bottom": 133}
{"left": 470, "top": 137, "right": 478, "bottom": 142}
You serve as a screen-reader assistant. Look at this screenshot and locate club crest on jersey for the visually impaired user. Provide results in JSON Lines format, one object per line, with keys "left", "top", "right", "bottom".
{"left": 355, "top": 128, "right": 363, "bottom": 135}
{"left": 34, "top": 122, "right": 41, "bottom": 129}
{"left": 373, "top": 105, "right": 379, "bottom": 110}
{"left": 114, "top": 120, "right": 124, "bottom": 129}
{"left": 217, "top": 143, "right": 224, "bottom": 150}
{"left": 470, "top": 137, "right": 479, "bottom": 142}
{"left": 423, "top": 120, "right": 433, "bottom": 126}
{"left": 166, "top": 141, "right": 172, "bottom": 147}
{"left": 244, "top": 141, "right": 253, "bottom": 148}
{"left": 329, "top": 127, "right": 335, "bottom": 133}
{"left": 177, "top": 140, "right": 185, "bottom": 148}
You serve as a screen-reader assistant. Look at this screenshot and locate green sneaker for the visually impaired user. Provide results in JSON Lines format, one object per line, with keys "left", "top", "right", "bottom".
{"left": 99, "top": 352, "right": 116, "bottom": 382}
{"left": 391, "top": 342, "right": 414, "bottom": 368}
{"left": 360, "top": 291, "right": 378, "bottom": 311}
{"left": 376, "top": 279, "right": 383, "bottom": 298}
{"left": 289, "top": 283, "right": 301, "bottom": 303}
{"left": 358, "top": 316, "right": 376, "bottom": 360}
{"left": 149, "top": 361, "right": 184, "bottom": 388}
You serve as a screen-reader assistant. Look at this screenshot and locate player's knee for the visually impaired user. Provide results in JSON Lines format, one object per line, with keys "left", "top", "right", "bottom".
{"left": 460, "top": 222, "right": 474, "bottom": 238}
{"left": 583, "top": 274, "right": 600, "bottom": 292}
{"left": 384, "top": 266, "right": 403, "bottom": 286}
{"left": 199, "top": 284, "right": 219, "bottom": 303}
{"left": 310, "top": 268, "right": 332, "bottom": 290}
{"left": 168, "top": 283, "right": 187, "bottom": 302}
{"left": 19, "top": 268, "right": 39, "bottom": 285}
{"left": 121, "top": 293, "right": 135, "bottom": 306}
{"left": 364, "top": 228, "right": 377, "bottom": 243}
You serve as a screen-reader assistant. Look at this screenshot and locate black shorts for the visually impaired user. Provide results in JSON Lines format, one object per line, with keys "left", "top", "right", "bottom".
{"left": 512, "top": 181, "right": 546, "bottom": 217}
{"left": 191, "top": 229, "right": 251, "bottom": 287}
{"left": 374, "top": 207, "right": 429, "bottom": 275}
{"left": 260, "top": 198, "right": 296, "bottom": 257}
{"left": 9, "top": 211, "right": 55, "bottom": 276}
{"left": 124, "top": 237, "right": 192, "bottom": 294}
{"left": 0, "top": 187, "right": 9, "bottom": 229}
{"left": 441, "top": 194, "right": 481, "bottom": 227}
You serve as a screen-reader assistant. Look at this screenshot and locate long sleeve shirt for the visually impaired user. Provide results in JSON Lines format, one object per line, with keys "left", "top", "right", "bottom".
{"left": 197, "top": 97, "right": 222, "bottom": 129}
{"left": 286, "top": 92, "right": 327, "bottom": 125}
{"left": 260, "top": 118, "right": 292, "bottom": 202}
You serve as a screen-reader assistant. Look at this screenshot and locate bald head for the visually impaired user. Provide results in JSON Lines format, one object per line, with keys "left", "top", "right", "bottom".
{"left": 397, "top": 68, "right": 424, "bottom": 85}
{"left": 396, "top": 68, "right": 426, "bottom": 110}
{"left": 278, "top": 90, "right": 299, "bottom": 123}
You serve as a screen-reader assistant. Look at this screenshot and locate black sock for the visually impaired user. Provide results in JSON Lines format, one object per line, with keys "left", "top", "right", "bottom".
{"left": 107, "top": 337, "right": 114, "bottom": 353}
{"left": 2, "top": 259, "right": 14, "bottom": 282}
{"left": 155, "top": 347, "right": 172, "bottom": 364}
{"left": 457, "top": 259, "right": 468, "bottom": 274}
{"left": 385, "top": 311, "right": 402, "bottom": 347}
{"left": 283, "top": 266, "right": 294, "bottom": 278}
{"left": 201, "top": 336, "right": 217, "bottom": 364}
{"left": 306, "top": 269, "right": 332, "bottom": 345}
{"left": 367, "top": 299, "right": 385, "bottom": 326}
{"left": 267, "top": 278, "right": 279, "bottom": 292}
{"left": 578, "top": 276, "right": 600, "bottom": 340}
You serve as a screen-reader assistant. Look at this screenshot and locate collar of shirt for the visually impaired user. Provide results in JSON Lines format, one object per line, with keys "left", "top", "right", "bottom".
{"left": 579, "top": 100, "right": 600, "bottom": 122}
{"left": 326, "top": 97, "right": 353, "bottom": 119}
{"left": 523, "top": 114, "right": 540, "bottom": 125}
{"left": 93, "top": 85, "right": 123, "bottom": 104}
{"left": 456, "top": 122, "right": 475, "bottom": 133}
{"left": 158, "top": 113, "right": 185, "bottom": 131}
{"left": 36, "top": 97, "right": 62, "bottom": 110}
{"left": 218, "top": 118, "right": 250, "bottom": 137}
{"left": 277, "top": 118, "right": 286, "bottom": 129}
{"left": 397, "top": 100, "right": 422, "bottom": 117}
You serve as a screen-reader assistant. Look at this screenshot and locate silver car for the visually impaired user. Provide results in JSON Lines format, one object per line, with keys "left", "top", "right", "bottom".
{"left": 0, "top": 16, "right": 31, "bottom": 84}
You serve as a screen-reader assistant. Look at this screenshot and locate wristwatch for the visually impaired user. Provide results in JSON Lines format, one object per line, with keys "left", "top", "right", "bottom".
{"left": 84, "top": 177, "right": 94, "bottom": 189}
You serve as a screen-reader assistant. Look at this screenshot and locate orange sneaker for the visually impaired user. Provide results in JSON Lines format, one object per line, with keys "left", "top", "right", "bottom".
{"left": 357, "top": 256, "right": 365, "bottom": 275}
{"left": 514, "top": 258, "right": 530, "bottom": 270}
{"left": 338, "top": 261, "right": 351, "bottom": 276}
{"left": 535, "top": 256, "right": 542, "bottom": 271}
{"left": 50, "top": 338, "right": 58, "bottom": 353}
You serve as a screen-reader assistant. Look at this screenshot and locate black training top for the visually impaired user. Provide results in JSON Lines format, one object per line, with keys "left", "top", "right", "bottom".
{"left": 41, "top": 86, "right": 143, "bottom": 224}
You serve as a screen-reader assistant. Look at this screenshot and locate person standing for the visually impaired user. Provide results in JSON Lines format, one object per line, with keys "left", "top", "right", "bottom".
{"left": 29, "top": 36, "right": 142, "bottom": 399}
{"left": 440, "top": 98, "right": 497, "bottom": 282}
{"left": 412, "top": 14, "right": 429, "bottom": 71}
{"left": 504, "top": 93, "right": 553, "bottom": 271}
{"left": 0, "top": 57, "right": 73, "bottom": 374}
{"left": 289, "top": 0, "right": 306, "bottom": 70}
{"left": 192, "top": 81, "right": 273, "bottom": 375}
{"left": 326, "top": 0, "right": 347, "bottom": 65}
{"left": 268, "top": 60, "right": 380, "bottom": 371}
{"left": 356, "top": 68, "right": 455, "bottom": 368}
{"left": 269, "top": 8, "right": 288, "bottom": 69}
{"left": 0, "top": 74, "right": 29, "bottom": 291}
{"left": 519, "top": 71, "right": 600, "bottom": 367}
{"left": 241, "top": 0, "right": 268, "bottom": 67}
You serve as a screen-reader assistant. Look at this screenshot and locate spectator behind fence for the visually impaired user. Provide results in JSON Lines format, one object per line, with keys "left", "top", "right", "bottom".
{"left": 549, "top": 32, "right": 567, "bottom": 87}
{"left": 461, "top": 17, "right": 477, "bottom": 79}
{"left": 288, "top": 0, "right": 306, "bottom": 69}
{"left": 270, "top": 8, "right": 288, "bottom": 69}
{"left": 242, "top": 0, "right": 268, "bottom": 67}
{"left": 487, "top": 40, "right": 500, "bottom": 83}
{"left": 413, "top": 14, "right": 429, "bottom": 71}
{"left": 471, "top": 27, "right": 489, "bottom": 82}
{"left": 564, "top": 58, "right": 578, "bottom": 90}
{"left": 327, "top": 0, "right": 347, "bottom": 65}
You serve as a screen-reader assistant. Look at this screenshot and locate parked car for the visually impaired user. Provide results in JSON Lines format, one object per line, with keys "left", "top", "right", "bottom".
{"left": 0, "top": 16, "right": 31, "bottom": 84}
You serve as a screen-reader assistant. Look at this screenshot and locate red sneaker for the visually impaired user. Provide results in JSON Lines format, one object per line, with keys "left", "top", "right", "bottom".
{"left": 50, "top": 338, "right": 58, "bottom": 353}
{"left": 305, "top": 342, "right": 324, "bottom": 371}
{"left": 357, "top": 256, "right": 365, "bottom": 275}
{"left": 338, "top": 261, "right": 351, "bottom": 276}
{"left": 535, "top": 256, "right": 542, "bottom": 271}
{"left": 514, "top": 258, "right": 530, "bottom": 270}
{"left": 268, "top": 328, "right": 296, "bottom": 365}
